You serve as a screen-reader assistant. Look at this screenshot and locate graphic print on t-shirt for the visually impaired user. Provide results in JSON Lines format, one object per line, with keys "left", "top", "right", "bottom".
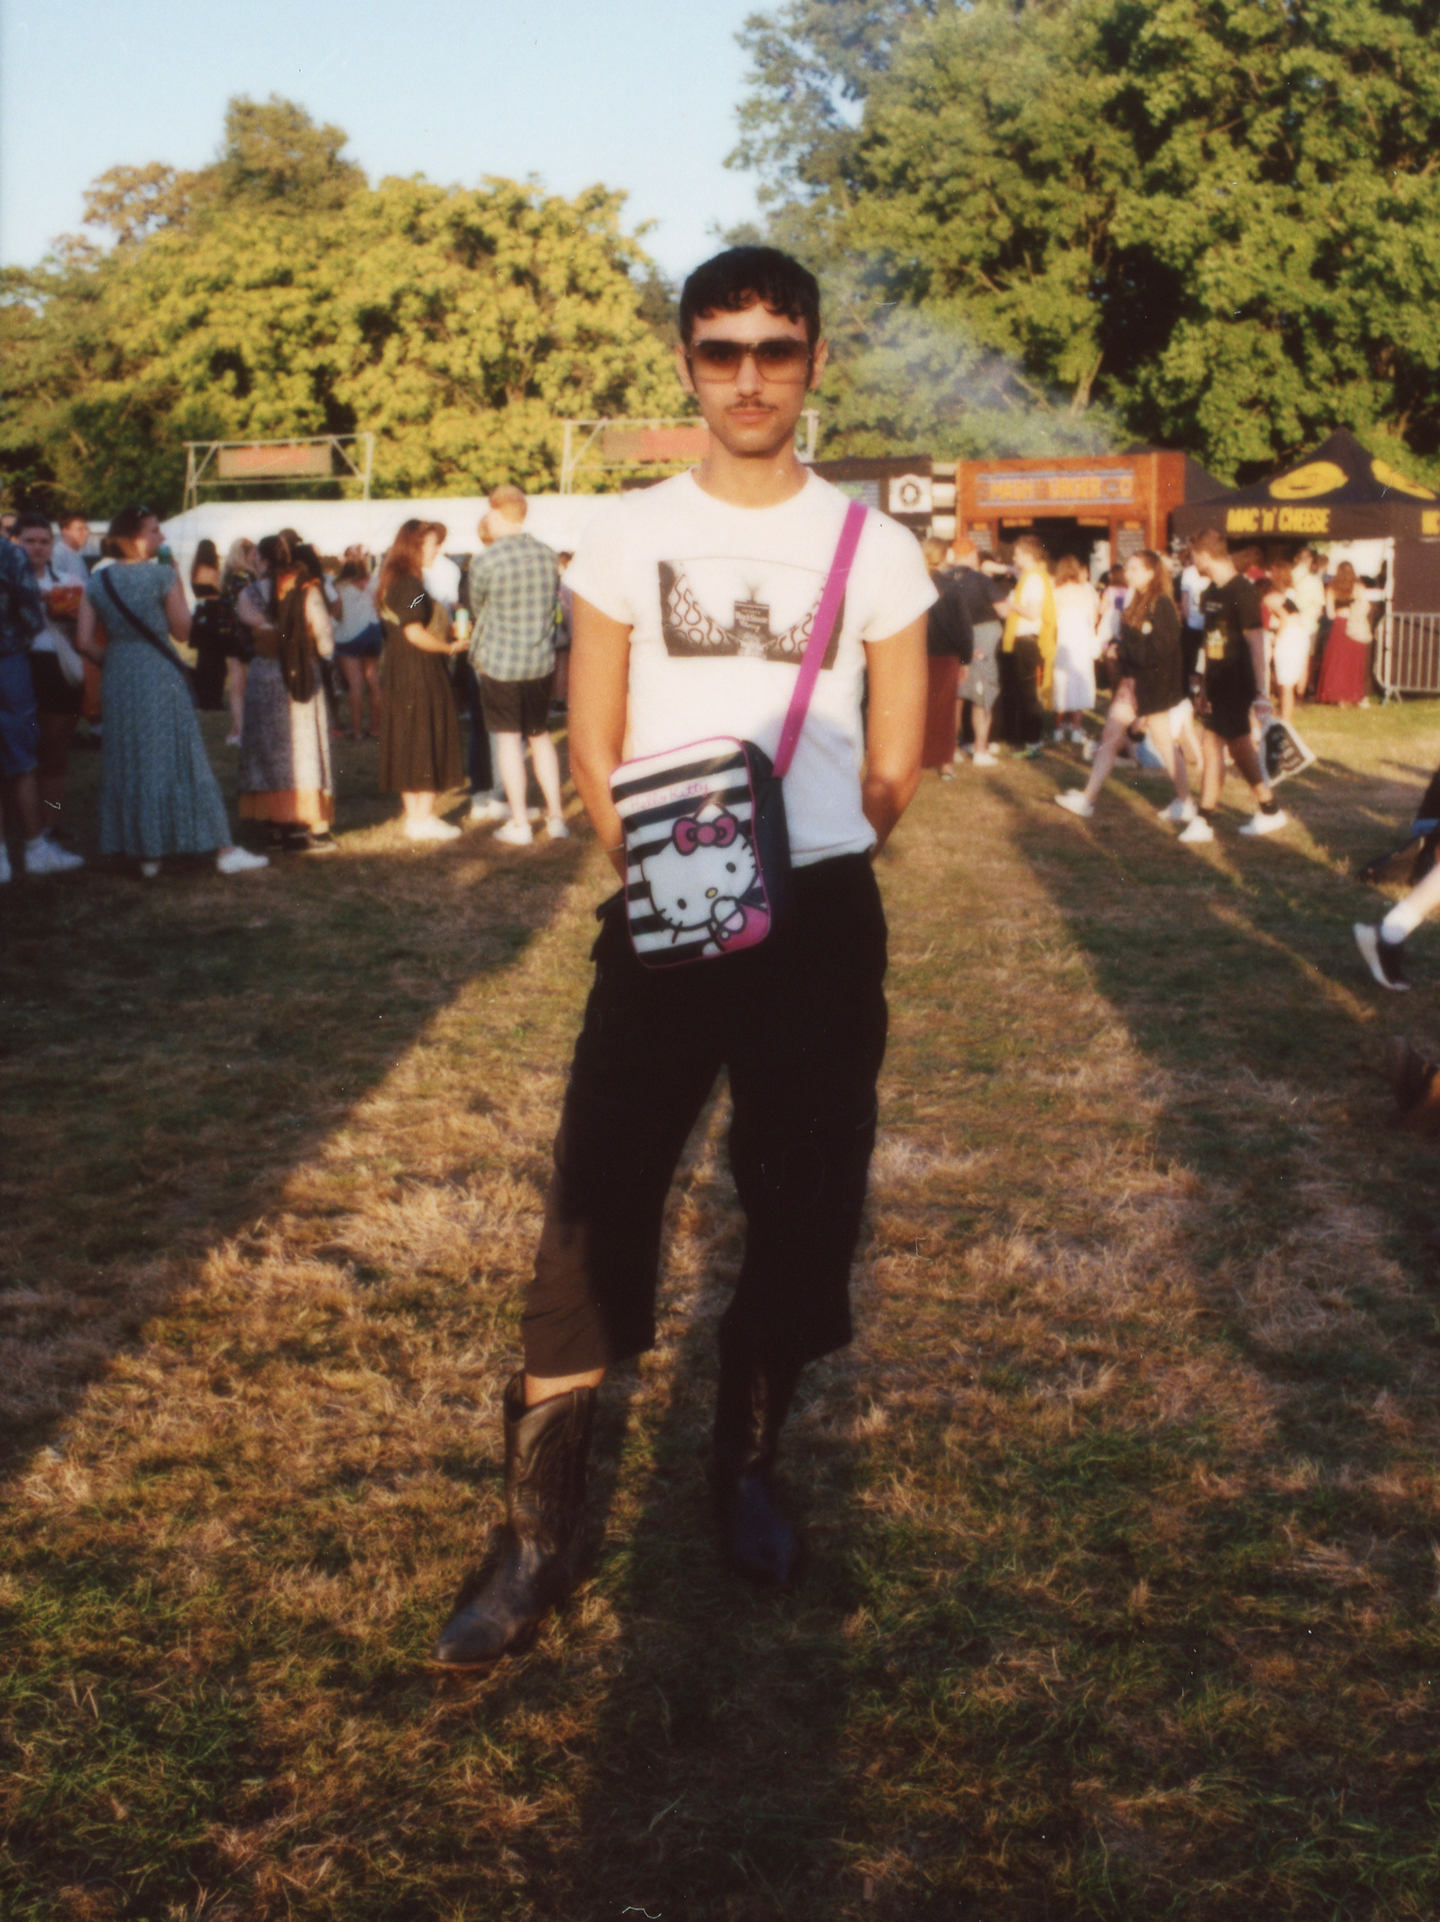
{"left": 658, "top": 555, "right": 844, "bottom": 667}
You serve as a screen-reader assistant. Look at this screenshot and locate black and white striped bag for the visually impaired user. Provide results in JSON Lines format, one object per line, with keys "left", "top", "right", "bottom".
{"left": 608, "top": 500, "right": 867, "bottom": 969}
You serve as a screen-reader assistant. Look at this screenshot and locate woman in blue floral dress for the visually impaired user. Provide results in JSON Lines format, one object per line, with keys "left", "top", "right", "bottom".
{"left": 75, "top": 504, "right": 268, "bottom": 878}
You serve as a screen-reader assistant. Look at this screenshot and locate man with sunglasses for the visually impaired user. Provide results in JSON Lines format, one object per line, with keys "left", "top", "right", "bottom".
{"left": 433, "top": 246, "right": 934, "bottom": 1669}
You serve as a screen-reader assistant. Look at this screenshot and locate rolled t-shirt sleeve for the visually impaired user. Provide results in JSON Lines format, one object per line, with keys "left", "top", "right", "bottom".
{"left": 856, "top": 513, "right": 938, "bottom": 641}
{"left": 563, "top": 503, "right": 635, "bottom": 627}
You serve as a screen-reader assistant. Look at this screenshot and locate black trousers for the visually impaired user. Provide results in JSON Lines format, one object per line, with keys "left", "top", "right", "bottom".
{"left": 998, "top": 638, "right": 1045, "bottom": 745}
{"left": 523, "top": 856, "right": 889, "bottom": 1376}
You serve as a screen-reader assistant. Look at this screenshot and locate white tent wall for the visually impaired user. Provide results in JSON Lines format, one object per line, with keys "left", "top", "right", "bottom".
{"left": 157, "top": 494, "right": 621, "bottom": 603}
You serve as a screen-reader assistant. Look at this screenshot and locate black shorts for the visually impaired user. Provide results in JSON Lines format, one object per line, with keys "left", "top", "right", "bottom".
{"left": 523, "top": 855, "right": 889, "bottom": 1376}
{"left": 1203, "top": 667, "right": 1256, "bottom": 741}
{"left": 479, "top": 672, "right": 554, "bottom": 737}
{"left": 29, "top": 651, "right": 84, "bottom": 718}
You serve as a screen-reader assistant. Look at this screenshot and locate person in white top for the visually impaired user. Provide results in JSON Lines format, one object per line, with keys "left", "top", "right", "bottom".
{"left": 1050, "top": 555, "right": 1099, "bottom": 744}
{"left": 432, "top": 246, "right": 933, "bottom": 1670}
{"left": 12, "top": 514, "right": 85, "bottom": 864}
{"left": 50, "top": 512, "right": 92, "bottom": 588}
{"left": 1290, "top": 547, "right": 1327, "bottom": 694}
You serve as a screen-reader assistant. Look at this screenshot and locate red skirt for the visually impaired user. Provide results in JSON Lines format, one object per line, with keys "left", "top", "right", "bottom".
{"left": 1315, "top": 617, "right": 1370, "bottom": 705}
{"left": 923, "top": 656, "right": 961, "bottom": 768}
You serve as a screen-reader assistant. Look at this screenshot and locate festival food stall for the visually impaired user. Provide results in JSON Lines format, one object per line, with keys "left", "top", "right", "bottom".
{"left": 1170, "top": 428, "right": 1440, "bottom": 696}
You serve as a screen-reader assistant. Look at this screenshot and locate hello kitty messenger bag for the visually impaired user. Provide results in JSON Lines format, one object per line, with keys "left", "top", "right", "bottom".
{"left": 609, "top": 499, "right": 868, "bottom": 969}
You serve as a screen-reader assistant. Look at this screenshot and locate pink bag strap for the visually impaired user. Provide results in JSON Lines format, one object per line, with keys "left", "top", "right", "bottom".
{"left": 773, "top": 498, "right": 868, "bottom": 780}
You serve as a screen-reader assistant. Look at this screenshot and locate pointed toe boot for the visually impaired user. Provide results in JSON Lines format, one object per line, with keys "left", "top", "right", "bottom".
{"left": 710, "top": 1328, "right": 804, "bottom": 1588}
{"left": 431, "top": 1373, "right": 596, "bottom": 1668}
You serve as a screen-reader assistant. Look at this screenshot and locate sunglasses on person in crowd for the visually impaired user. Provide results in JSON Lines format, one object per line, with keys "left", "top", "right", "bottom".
{"left": 686, "top": 338, "right": 814, "bottom": 380}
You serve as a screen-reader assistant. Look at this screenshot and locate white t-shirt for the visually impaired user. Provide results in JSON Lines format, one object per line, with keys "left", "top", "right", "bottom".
{"left": 565, "top": 470, "right": 936, "bottom": 866}
{"left": 335, "top": 578, "right": 377, "bottom": 643}
{"left": 1180, "top": 564, "right": 1206, "bottom": 630}
{"left": 33, "top": 562, "right": 62, "bottom": 655}
{"left": 51, "top": 540, "right": 90, "bottom": 588}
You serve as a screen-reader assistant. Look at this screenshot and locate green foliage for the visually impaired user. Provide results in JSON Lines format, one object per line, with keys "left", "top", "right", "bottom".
{"left": 735, "top": 0, "right": 1440, "bottom": 479}
{"left": 0, "top": 96, "right": 684, "bottom": 515}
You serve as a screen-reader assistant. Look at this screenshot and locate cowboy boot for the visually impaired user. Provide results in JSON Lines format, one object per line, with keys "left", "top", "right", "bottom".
{"left": 431, "top": 1372, "right": 595, "bottom": 1668}
{"left": 711, "top": 1325, "right": 804, "bottom": 1587}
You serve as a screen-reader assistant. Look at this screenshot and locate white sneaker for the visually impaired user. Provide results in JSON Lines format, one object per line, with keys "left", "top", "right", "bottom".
{"left": 1054, "top": 790, "right": 1095, "bottom": 818}
{"left": 970, "top": 750, "right": 999, "bottom": 768}
{"left": 1238, "top": 808, "right": 1287, "bottom": 837}
{"left": 24, "top": 835, "right": 84, "bottom": 875}
{"left": 215, "top": 845, "right": 268, "bottom": 874}
{"left": 468, "top": 796, "right": 508, "bottom": 826}
{"left": 1158, "top": 798, "right": 1198, "bottom": 825}
{"left": 492, "top": 817, "right": 534, "bottom": 847}
{"left": 1177, "top": 815, "right": 1214, "bottom": 845}
{"left": 545, "top": 814, "right": 570, "bottom": 839}
{"left": 404, "top": 815, "right": 461, "bottom": 842}
{"left": 0, "top": 844, "right": 11, "bottom": 885}
{"left": 1081, "top": 740, "right": 1097, "bottom": 763}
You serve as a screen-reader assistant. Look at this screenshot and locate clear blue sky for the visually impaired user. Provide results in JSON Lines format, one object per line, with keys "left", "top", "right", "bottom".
{"left": 0, "top": 0, "right": 764, "bottom": 281}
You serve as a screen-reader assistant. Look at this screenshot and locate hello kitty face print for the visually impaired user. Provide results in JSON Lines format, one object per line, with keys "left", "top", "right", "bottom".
{"left": 639, "top": 804, "right": 770, "bottom": 954}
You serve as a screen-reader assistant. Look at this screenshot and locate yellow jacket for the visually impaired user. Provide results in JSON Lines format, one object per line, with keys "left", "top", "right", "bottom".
{"left": 1002, "top": 567, "right": 1058, "bottom": 703}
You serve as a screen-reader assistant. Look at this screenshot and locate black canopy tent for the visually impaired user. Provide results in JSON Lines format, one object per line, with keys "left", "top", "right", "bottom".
{"left": 1171, "top": 429, "right": 1440, "bottom": 696}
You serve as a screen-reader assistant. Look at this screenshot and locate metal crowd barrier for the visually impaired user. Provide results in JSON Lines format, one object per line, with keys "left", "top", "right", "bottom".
{"left": 1375, "top": 612, "right": 1440, "bottom": 698}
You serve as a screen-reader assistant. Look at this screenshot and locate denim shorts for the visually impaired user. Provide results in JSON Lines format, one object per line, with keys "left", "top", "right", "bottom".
{"left": 0, "top": 649, "right": 40, "bottom": 778}
{"left": 334, "top": 622, "right": 384, "bottom": 660}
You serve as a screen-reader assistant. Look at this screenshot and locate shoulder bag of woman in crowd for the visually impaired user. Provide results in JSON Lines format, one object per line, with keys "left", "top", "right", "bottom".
{"left": 608, "top": 499, "right": 867, "bottom": 969}
{"left": 96, "top": 568, "right": 197, "bottom": 702}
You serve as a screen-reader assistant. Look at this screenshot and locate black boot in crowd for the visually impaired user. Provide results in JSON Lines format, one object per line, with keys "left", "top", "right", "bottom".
{"left": 710, "top": 1324, "right": 804, "bottom": 1587}
{"left": 431, "top": 1372, "right": 595, "bottom": 1668}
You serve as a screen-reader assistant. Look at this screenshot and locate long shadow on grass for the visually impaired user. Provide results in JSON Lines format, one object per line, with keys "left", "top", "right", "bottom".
{"left": 0, "top": 759, "right": 587, "bottom": 1480}
{"left": 950, "top": 748, "right": 1440, "bottom": 1915}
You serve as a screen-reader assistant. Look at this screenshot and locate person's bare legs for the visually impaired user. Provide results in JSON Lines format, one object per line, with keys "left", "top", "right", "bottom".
{"left": 37, "top": 711, "right": 77, "bottom": 829}
{"left": 495, "top": 731, "right": 530, "bottom": 824}
{"left": 524, "top": 1367, "right": 605, "bottom": 1406}
{"left": 363, "top": 659, "right": 381, "bottom": 736}
{"left": 1279, "top": 683, "right": 1295, "bottom": 723}
{"left": 971, "top": 703, "right": 992, "bottom": 755}
{"left": 528, "top": 730, "right": 564, "bottom": 819}
{"left": 1227, "top": 732, "right": 1275, "bottom": 808}
{"left": 1147, "top": 710, "right": 1190, "bottom": 805}
{"left": 401, "top": 791, "right": 436, "bottom": 824}
{"left": 227, "top": 660, "right": 248, "bottom": 742}
{"left": 1080, "top": 699, "right": 1137, "bottom": 804}
{"left": 340, "top": 657, "right": 365, "bottom": 738}
{"left": 1, "top": 769, "right": 43, "bottom": 842}
{"left": 1198, "top": 728, "right": 1227, "bottom": 812}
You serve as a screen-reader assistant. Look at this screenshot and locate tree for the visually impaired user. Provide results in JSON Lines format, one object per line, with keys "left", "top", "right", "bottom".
{"left": 733, "top": 0, "right": 1440, "bottom": 481}
{"left": 0, "top": 97, "right": 685, "bottom": 515}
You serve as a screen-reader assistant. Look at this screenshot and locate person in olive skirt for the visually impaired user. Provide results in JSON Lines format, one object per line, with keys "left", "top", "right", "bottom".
{"left": 375, "top": 519, "right": 468, "bottom": 841}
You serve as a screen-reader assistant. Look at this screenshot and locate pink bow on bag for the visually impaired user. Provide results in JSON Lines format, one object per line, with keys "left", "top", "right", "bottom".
{"left": 673, "top": 813, "right": 739, "bottom": 854}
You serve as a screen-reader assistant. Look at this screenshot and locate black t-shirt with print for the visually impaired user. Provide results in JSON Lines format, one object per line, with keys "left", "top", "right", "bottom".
{"left": 1200, "top": 573, "right": 1262, "bottom": 702}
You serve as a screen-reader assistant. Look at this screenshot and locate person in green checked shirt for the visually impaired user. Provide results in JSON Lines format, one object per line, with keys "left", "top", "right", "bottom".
{"left": 466, "top": 484, "right": 568, "bottom": 846}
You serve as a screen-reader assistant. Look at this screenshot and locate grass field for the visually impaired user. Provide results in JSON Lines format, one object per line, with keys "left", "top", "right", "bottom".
{"left": 3, "top": 703, "right": 1440, "bottom": 1921}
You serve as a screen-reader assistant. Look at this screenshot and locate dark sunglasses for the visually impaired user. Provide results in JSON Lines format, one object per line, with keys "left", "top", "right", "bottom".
{"left": 686, "top": 338, "right": 813, "bottom": 380}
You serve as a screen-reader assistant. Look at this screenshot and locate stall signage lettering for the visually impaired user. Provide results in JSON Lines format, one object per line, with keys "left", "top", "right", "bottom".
{"left": 976, "top": 468, "right": 1135, "bottom": 508}
{"left": 1227, "top": 505, "right": 1330, "bottom": 535}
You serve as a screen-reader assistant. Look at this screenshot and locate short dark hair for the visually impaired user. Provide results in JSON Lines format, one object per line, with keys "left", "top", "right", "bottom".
{"left": 679, "top": 246, "right": 822, "bottom": 348}
{"left": 59, "top": 509, "right": 89, "bottom": 529}
{"left": 14, "top": 511, "right": 53, "bottom": 536}
{"left": 109, "top": 503, "right": 157, "bottom": 541}
{"left": 1190, "top": 527, "right": 1229, "bottom": 560}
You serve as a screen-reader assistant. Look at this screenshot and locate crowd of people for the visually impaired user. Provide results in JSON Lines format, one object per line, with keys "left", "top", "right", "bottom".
{"left": 919, "top": 526, "right": 1383, "bottom": 846}
{"left": 0, "top": 488, "right": 573, "bottom": 883}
